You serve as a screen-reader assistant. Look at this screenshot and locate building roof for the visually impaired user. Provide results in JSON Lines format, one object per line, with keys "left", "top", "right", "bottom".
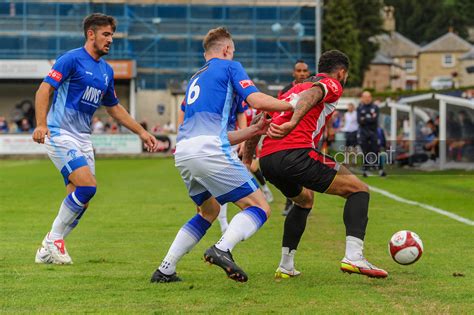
{"left": 420, "top": 32, "right": 472, "bottom": 53}
{"left": 460, "top": 48, "right": 474, "bottom": 60}
{"left": 371, "top": 52, "right": 403, "bottom": 68}
{"left": 373, "top": 31, "right": 420, "bottom": 58}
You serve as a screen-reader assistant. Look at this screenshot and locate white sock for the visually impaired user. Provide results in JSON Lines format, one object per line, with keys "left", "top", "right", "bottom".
{"left": 218, "top": 204, "right": 229, "bottom": 233}
{"left": 50, "top": 193, "right": 84, "bottom": 240}
{"left": 159, "top": 214, "right": 211, "bottom": 275}
{"left": 159, "top": 229, "right": 196, "bottom": 275}
{"left": 345, "top": 236, "right": 364, "bottom": 261}
{"left": 215, "top": 207, "right": 267, "bottom": 252}
{"left": 279, "top": 247, "right": 296, "bottom": 271}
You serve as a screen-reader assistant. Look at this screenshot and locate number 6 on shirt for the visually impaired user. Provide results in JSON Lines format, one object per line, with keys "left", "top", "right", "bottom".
{"left": 187, "top": 77, "right": 200, "bottom": 105}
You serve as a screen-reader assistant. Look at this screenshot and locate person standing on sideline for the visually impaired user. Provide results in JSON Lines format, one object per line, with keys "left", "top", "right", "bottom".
{"left": 357, "top": 91, "right": 385, "bottom": 177}
{"left": 341, "top": 103, "right": 359, "bottom": 163}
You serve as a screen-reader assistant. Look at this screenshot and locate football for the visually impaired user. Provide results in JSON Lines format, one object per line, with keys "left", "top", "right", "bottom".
{"left": 389, "top": 230, "right": 424, "bottom": 265}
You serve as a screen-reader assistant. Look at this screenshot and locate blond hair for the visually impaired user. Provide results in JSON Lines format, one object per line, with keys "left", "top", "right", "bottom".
{"left": 202, "top": 27, "right": 232, "bottom": 52}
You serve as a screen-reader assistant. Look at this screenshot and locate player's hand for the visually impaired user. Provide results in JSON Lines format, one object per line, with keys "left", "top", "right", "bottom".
{"left": 253, "top": 114, "right": 272, "bottom": 136}
{"left": 267, "top": 121, "right": 296, "bottom": 139}
{"left": 140, "top": 131, "right": 159, "bottom": 152}
{"left": 237, "top": 142, "right": 245, "bottom": 158}
{"left": 32, "top": 125, "right": 50, "bottom": 144}
{"left": 242, "top": 156, "right": 252, "bottom": 170}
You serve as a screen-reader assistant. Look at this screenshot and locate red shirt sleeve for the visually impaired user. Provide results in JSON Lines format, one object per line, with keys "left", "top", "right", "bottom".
{"left": 314, "top": 77, "right": 343, "bottom": 103}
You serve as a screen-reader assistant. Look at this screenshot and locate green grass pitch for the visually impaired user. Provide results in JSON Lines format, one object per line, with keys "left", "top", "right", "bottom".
{"left": 1, "top": 158, "right": 473, "bottom": 313}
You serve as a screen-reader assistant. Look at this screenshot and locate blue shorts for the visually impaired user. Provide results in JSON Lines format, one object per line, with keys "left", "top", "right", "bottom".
{"left": 175, "top": 137, "right": 258, "bottom": 206}
{"left": 45, "top": 134, "right": 95, "bottom": 185}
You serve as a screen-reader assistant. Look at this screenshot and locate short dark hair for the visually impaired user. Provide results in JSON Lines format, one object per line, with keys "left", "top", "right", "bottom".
{"left": 203, "top": 27, "right": 232, "bottom": 52}
{"left": 295, "top": 59, "right": 306, "bottom": 65}
{"left": 318, "top": 50, "right": 350, "bottom": 73}
{"left": 83, "top": 13, "right": 117, "bottom": 39}
{"left": 294, "top": 59, "right": 307, "bottom": 69}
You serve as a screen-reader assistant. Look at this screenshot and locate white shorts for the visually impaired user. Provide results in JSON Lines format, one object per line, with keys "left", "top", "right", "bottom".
{"left": 45, "top": 134, "right": 95, "bottom": 185}
{"left": 175, "top": 136, "right": 258, "bottom": 206}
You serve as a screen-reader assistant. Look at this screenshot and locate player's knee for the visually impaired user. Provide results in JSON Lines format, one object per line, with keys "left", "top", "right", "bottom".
{"left": 74, "top": 186, "right": 97, "bottom": 205}
{"left": 345, "top": 179, "right": 368, "bottom": 197}
{"left": 256, "top": 201, "right": 271, "bottom": 218}
{"left": 293, "top": 189, "right": 313, "bottom": 209}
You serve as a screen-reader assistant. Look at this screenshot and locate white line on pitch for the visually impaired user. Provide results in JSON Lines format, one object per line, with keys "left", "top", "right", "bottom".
{"left": 369, "top": 185, "right": 474, "bottom": 226}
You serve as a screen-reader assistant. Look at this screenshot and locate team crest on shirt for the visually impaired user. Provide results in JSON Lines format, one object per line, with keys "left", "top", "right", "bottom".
{"left": 239, "top": 80, "right": 255, "bottom": 89}
{"left": 103, "top": 73, "right": 109, "bottom": 86}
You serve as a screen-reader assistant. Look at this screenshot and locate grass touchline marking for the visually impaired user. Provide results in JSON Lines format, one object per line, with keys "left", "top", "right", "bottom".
{"left": 369, "top": 185, "right": 474, "bottom": 226}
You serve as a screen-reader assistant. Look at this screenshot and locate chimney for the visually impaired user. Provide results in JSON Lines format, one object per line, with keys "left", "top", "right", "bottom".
{"left": 382, "top": 6, "right": 396, "bottom": 33}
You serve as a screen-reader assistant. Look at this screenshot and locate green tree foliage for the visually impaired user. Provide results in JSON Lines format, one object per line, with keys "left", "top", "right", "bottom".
{"left": 322, "top": 0, "right": 362, "bottom": 86}
{"left": 352, "top": 0, "right": 384, "bottom": 87}
{"left": 384, "top": 0, "right": 469, "bottom": 44}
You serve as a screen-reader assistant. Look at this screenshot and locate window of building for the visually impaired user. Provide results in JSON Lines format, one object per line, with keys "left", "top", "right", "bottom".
{"left": 405, "top": 59, "right": 416, "bottom": 73}
{"left": 442, "top": 54, "right": 455, "bottom": 67}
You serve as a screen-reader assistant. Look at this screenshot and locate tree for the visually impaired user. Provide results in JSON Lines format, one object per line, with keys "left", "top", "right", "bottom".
{"left": 384, "top": 0, "right": 469, "bottom": 44}
{"left": 322, "top": 0, "right": 361, "bottom": 86}
{"left": 352, "top": 0, "right": 384, "bottom": 86}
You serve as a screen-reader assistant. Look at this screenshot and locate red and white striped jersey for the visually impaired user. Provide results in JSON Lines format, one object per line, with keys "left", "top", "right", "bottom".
{"left": 260, "top": 73, "right": 343, "bottom": 157}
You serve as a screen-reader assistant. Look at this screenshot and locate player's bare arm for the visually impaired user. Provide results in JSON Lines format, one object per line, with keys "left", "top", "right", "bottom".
{"left": 32, "top": 82, "right": 55, "bottom": 144}
{"left": 267, "top": 85, "right": 324, "bottom": 139}
{"left": 242, "top": 112, "right": 265, "bottom": 168}
{"left": 236, "top": 111, "right": 248, "bottom": 156}
{"left": 105, "top": 104, "right": 159, "bottom": 152}
{"left": 227, "top": 113, "right": 270, "bottom": 146}
{"left": 246, "top": 92, "right": 293, "bottom": 112}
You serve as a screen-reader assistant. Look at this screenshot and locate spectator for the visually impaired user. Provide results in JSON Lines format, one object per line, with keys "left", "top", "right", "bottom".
{"left": 458, "top": 111, "right": 474, "bottom": 140}
{"left": 0, "top": 116, "right": 8, "bottom": 133}
{"left": 357, "top": 91, "right": 386, "bottom": 177}
{"left": 8, "top": 121, "right": 18, "bottom": 133}
{"left": 11, "top": 104, "right": 23, "bottom": 128}
{"left": 422, "top": 119, "right": 439, "bottom": 162}
{"left": 341, "top": 103, "right": 359, "bottom": 152}
{"left": 104, "top": 117, "right": 118, "bottom": 134}
{"left": 21, "top": 100, "right": 35, "bottom": 128}
{"left": 92, "top": 116, "right": 105, "bottom": 134}
{"left": 19, "top": 118, "right": 32, "bottom": 133}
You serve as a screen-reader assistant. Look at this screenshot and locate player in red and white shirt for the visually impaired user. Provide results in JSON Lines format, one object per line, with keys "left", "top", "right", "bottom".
{"left": 245, "top": 50, "right": 388, "bottom": 280}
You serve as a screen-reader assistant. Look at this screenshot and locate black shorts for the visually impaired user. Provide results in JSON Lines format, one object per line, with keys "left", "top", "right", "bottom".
{"left": 260, "top": 148, "right": 340, "bottom": 198}
{"left": 345, "top": 131, "right": 358, "bottom": 147}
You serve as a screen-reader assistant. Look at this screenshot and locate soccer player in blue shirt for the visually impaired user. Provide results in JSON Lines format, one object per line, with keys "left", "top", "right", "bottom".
{"left": 179, "top": 97, "right": 249, "bottom": 234}
{"left": 151, "top": 27, "right": 293, "bottom": 283}
{"left": 33, "top": 13, "right": 158, "bottom": 264}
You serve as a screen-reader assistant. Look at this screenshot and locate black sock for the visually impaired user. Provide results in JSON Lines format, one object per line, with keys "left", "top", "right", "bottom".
{"left": 253, "top": 169, "right": 266, "bottom": 186}
{"left": 343, "top": 192, "right": 369, "bottom": 240}
{"left": 282, "top": 204, "right": 312, "bottom": 251}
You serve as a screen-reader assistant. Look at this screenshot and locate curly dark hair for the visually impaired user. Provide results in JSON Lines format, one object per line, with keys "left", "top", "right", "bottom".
{"left": 318, "top": 50, "right": 350, "bottom": 73}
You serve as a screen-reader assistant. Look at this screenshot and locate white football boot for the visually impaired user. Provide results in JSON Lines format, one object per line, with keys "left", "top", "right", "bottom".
{"left": 38, "top": 233, "right": 73, "bottom": 265}
{"left": 274, "top": 266, "right": 301, "bottom": 279}
{"left": 340, "top": 256, "right": 387, "bottom": 278}
{"left": 35, "top": 245, "right": 53, "bottom": 264}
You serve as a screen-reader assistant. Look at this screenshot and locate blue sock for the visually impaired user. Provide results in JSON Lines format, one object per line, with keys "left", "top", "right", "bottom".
{"left": 159, "top": 214, "right": 211, "bottom": 275}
